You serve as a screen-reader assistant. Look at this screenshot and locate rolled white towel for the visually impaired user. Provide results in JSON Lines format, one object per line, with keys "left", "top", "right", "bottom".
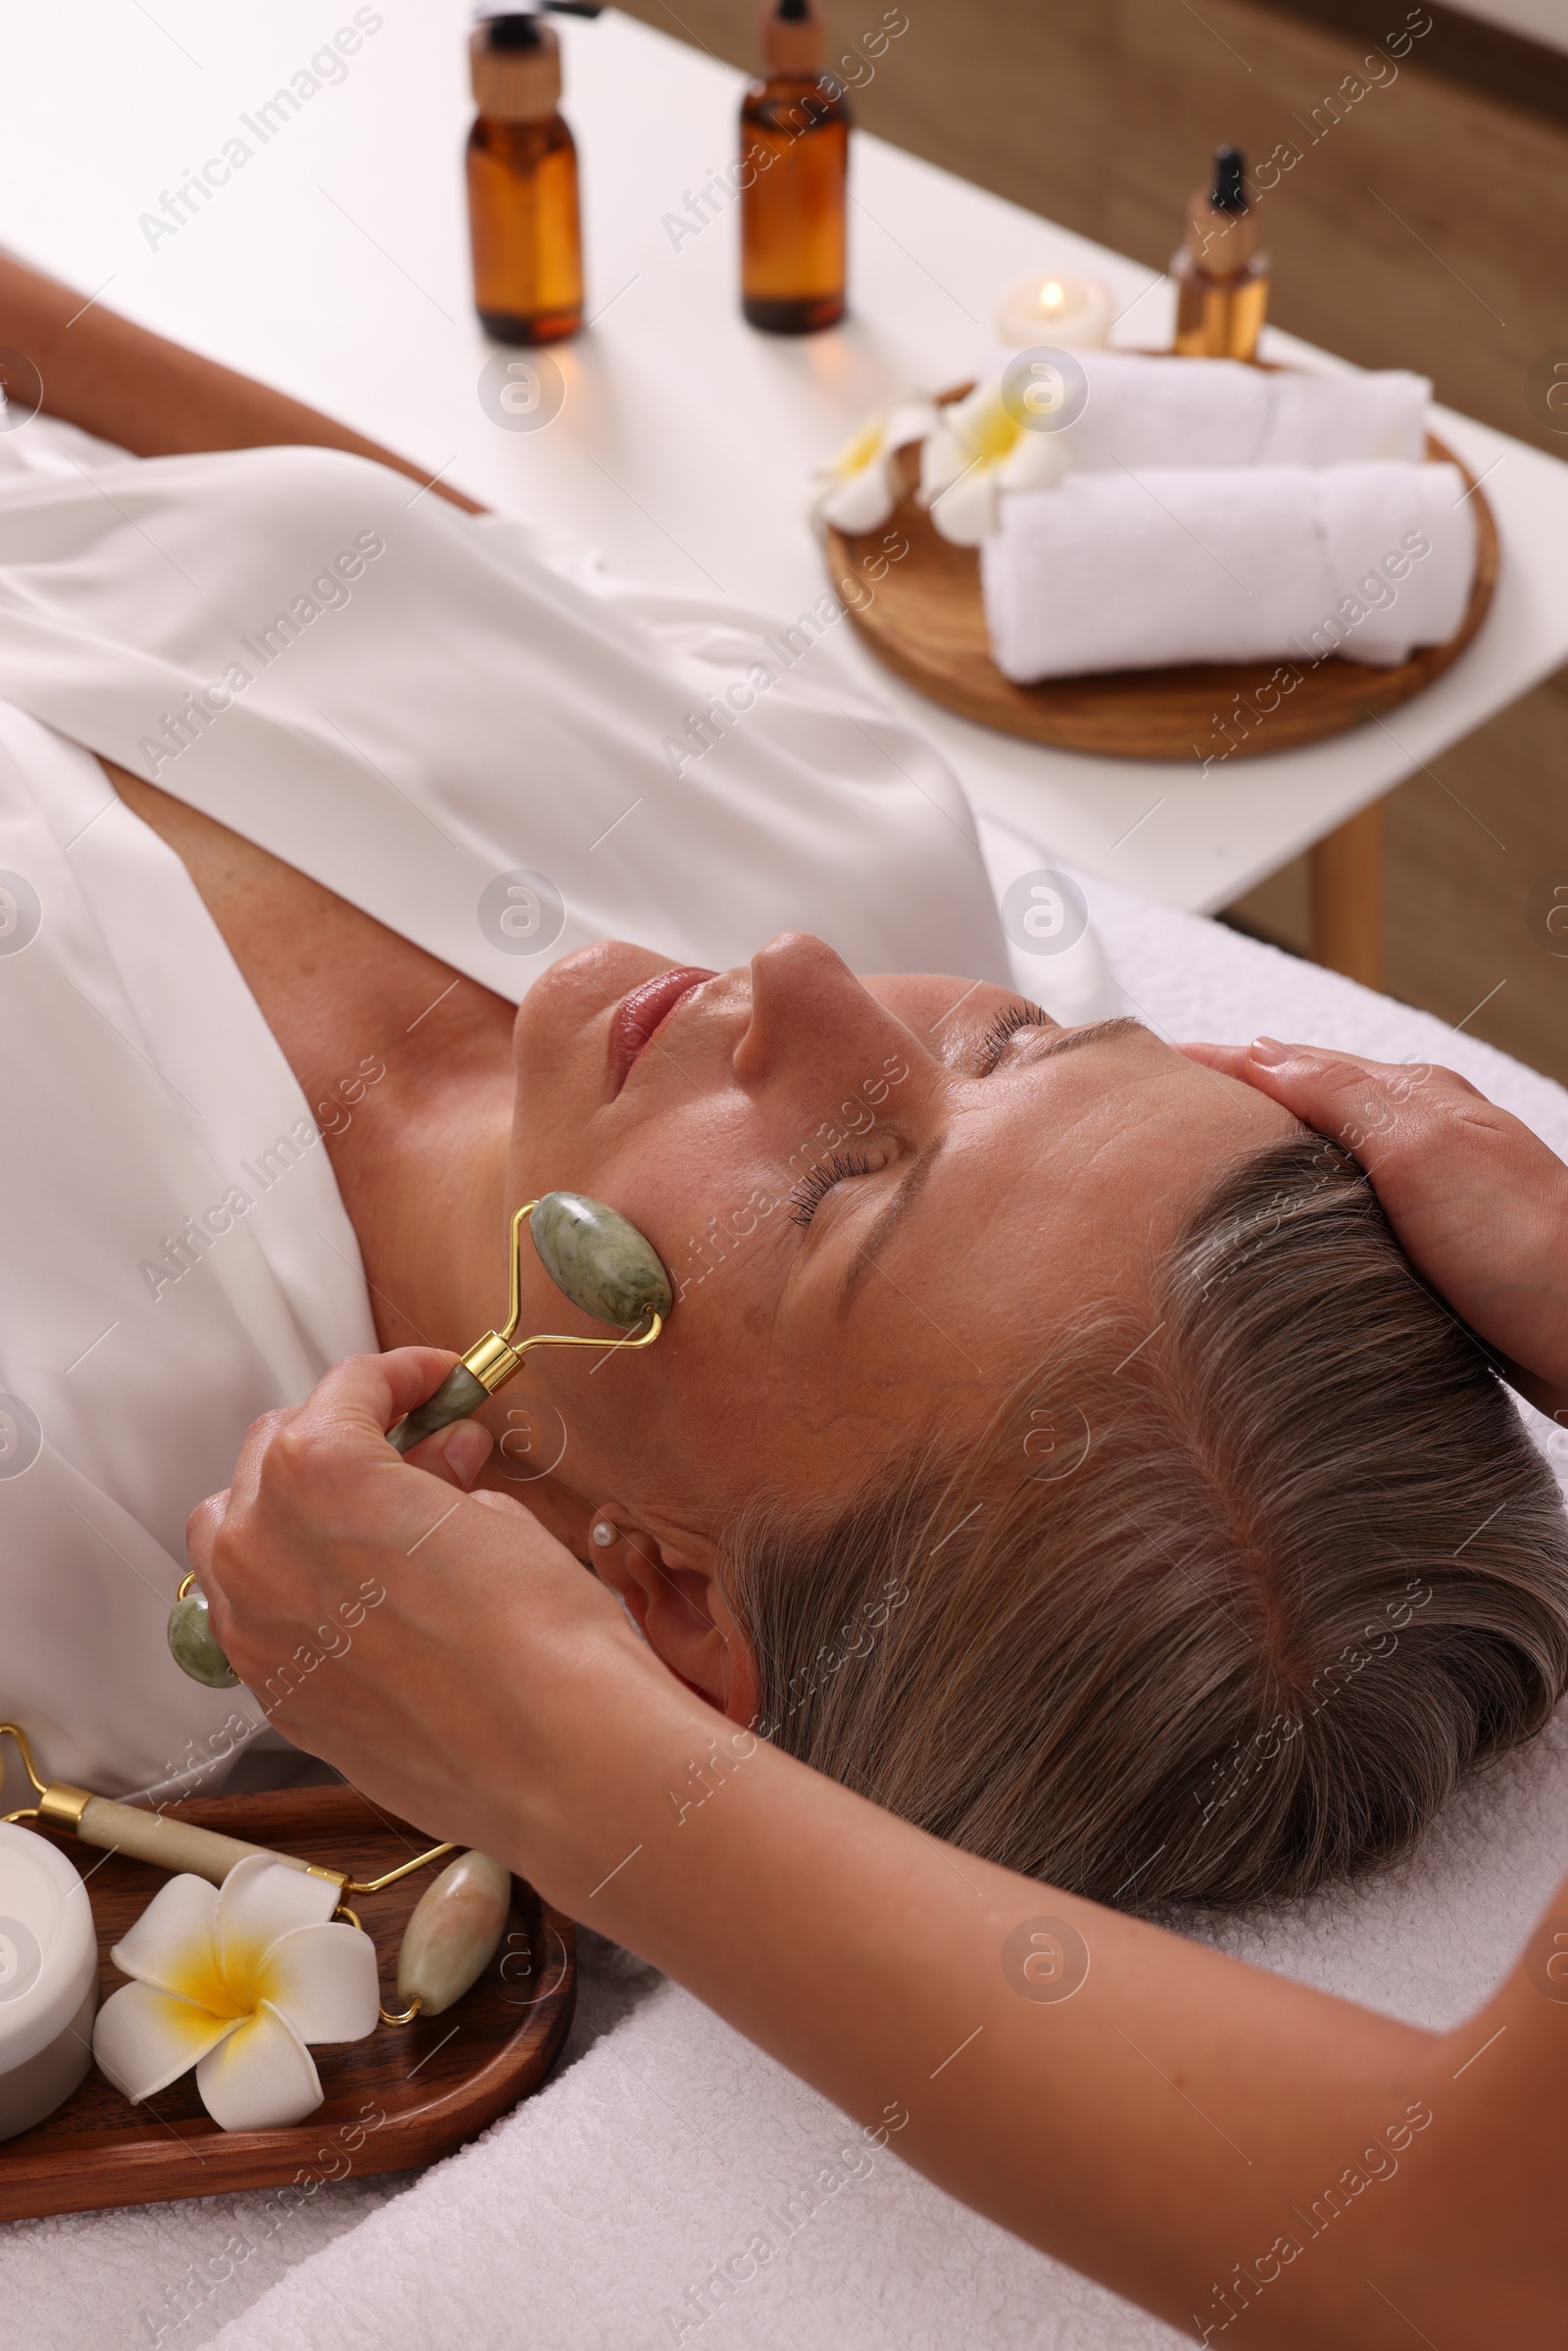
{"left": 1055, "top": 352, "right": 1430, "bottom": 471}
{"left": 980, "top": 459, "right": 1478, "bottom": 683}
{"left": 1259, "top": 366, "right": 1430, "bottom": 465}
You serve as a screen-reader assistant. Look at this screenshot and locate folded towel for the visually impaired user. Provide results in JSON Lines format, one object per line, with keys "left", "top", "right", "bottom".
{"left": 981, "top": 459, "right": 1477, "bottom": 682}
{"left": 1057, "top": 353, "right": 1430, "bottom": 471}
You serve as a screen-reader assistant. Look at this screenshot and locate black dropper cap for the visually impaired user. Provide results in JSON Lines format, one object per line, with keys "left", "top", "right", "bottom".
{"left": 1210, "top": 145, "right": 1249, "bottom": 214}
{"left": 487, "top": 12, "right": 544, "bottom": 48}
{"left": 476, "top": 0, "right": 602, "bottom": 35}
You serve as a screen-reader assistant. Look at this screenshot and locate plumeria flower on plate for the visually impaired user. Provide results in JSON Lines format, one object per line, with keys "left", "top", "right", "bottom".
{"left": 92, "top": 1852, "right": 379, "bottom": 2131}
{"left": 810, "top": 399, "right": 937, "bottom": 535}
{"left": 918, "top": 374, "right": 1069, "bottom": 546}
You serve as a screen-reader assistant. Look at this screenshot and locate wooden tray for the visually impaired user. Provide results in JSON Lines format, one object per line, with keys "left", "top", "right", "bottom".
{"left": 0, "top": 1784, "right": 574, "bottom": 2221}
{"left": 824, "top": 378, "right": 1498, "bottom": 762}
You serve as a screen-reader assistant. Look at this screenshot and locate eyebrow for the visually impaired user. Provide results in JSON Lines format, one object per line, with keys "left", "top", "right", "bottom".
{"left": 1016, "top": 1014, "right": 1149, "bottom": 1063}
{"left": 833, "top": 1133, "right": 946, "bottom": 1319}
{"left": 829, "top": 1016, "right": 1148, "bottom": 1318}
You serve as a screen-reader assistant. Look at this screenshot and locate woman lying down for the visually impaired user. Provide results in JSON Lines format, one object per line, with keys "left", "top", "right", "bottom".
{"left": 0, "top": 251, "right": 1563, "bottom": 1918}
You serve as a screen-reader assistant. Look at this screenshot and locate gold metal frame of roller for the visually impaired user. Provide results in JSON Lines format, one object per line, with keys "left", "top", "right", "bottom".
{"left": 458, "top": 1199, "right": 664, "bottom": 1401}
{"left": 2, "top": 1721, "right": 465, "bottom": 2027}
{"left": 1, "top": 1721, "right": 455, "bottom": 1894}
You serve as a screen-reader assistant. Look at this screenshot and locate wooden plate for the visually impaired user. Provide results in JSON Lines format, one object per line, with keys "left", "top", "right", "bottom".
{"left": 824, "top": 380, "right": 1499, "bottom": 762}
{"left": 0, "top": 1784, "right": 574, "bottom": 2221}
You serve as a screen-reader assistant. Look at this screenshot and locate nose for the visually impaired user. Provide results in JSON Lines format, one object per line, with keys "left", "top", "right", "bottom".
{"left": 730, "top": 933, "right": 916, "bottom": 1088}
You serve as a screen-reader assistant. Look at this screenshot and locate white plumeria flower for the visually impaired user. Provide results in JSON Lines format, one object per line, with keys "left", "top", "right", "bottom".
{"left": 92, "top": 1853, "right": 379, "bottom": 2132}
{"left": 918, "top": 375, "right": 1070, "bottom": 546}
{"left": 811, "top": 400, "right": 936, "bottom": 535}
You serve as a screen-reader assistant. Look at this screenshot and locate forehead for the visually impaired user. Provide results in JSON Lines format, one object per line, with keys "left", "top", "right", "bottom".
{"left": 868, "top": 1020, "right": 1299, "bottom": 1336}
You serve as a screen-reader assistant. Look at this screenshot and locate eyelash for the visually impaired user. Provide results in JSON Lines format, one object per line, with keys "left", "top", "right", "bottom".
{"left": 788, "top": 1152, "right": 878, "bottom": 1229}
{"left": 977, "top": 1001, "right": 1053, "bottom": 1070}
{"left": 788, "top": 1005, "right": 1051, "bottom": 1230}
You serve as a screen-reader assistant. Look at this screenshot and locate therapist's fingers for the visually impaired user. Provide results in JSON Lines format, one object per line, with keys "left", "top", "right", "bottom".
{"left": 399, "top": 1419, "right": 495, "bottom": 1490}
{"left": 184, "top": 1487, "right": 229, "bottom": 1585}
{"left": 1181, "top": 1036, "right": 1568, "bottom": 1409}
{"left": 1182, "top": 1037, "right": 1486, "bottom": 1127}
{"left": 190, "top": 1417, "right": 493, "bottom": 1575}
{"left": 188, "top": 1347, "right": 481, "bottom": 1662}
{"left": 218, "top": 1347, "right": 462, "bottom": 1520}
{"left": 1182, "top": 1037, "right": 1509, "bottom": 1176}
{"left": 181, "top": 1347, "right": 669, "bottom": 1862}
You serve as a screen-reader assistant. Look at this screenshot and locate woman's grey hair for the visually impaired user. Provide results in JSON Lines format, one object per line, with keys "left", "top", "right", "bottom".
{"left": 718, "top": 1135, "right": 1568, "bottom": 1911}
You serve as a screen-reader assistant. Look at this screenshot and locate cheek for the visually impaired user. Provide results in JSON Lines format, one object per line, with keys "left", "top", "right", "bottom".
{"left": 592, "top": 1108, "right": 799, "bottom": 1299}
{"left": 520, "top": 1119, "right": 795, "bottom": 1449}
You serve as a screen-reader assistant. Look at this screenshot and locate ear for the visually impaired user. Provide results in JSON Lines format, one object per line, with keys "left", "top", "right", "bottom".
{"left": 589, "top": 1510, "right": 759, "bottom": 1729}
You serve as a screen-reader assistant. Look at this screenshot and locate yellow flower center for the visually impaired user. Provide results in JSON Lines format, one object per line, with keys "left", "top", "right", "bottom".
{"left": 953, "top": 392, "right": 1023, "bottom": 468}
{"left": 828, "top": 413, "right": 887, "bottom": 479}
{"left": 160, "top": 1931, "right": 274, "bottom": 2022}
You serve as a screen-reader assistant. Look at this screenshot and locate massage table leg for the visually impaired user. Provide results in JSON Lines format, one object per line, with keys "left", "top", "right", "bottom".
{"left": 1310, "top": 799, "right": 1384, "bottom": 991}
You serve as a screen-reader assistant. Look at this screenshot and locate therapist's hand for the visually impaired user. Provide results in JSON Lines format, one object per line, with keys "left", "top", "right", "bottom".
{"left": 1183, "top": 1037, "right": 1568, "bottom": 1422}
{"left": 187, "top": 1347, "right": 705, "bottom": 1895}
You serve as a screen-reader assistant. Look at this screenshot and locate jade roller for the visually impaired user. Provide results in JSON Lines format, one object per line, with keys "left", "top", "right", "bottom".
{"left": 386, "top": 1190, "right": 671, "bottom": 1454}
{"left": 2, "top": 1723, "right": 510, "bottom": 2028}
{"left": 167, "top": 1192, "right": 671, "bottom": 1690}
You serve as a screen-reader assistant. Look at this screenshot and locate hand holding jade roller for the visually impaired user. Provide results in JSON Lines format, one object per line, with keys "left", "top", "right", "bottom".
{"left": 167, "top": 1192, "right": 672, "bottom": 1690}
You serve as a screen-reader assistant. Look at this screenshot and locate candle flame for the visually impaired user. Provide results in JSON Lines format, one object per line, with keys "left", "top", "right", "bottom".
{"left": 1038, "top": 279, "right": 1065, "bottom": 312}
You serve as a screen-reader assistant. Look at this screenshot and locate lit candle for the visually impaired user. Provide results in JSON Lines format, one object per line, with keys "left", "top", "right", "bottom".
{"left": 996, "top": 272, "right": 1114, "bottom": 350}
{"left": 0, "top": 1822, "right": 98, "bottom": 2141}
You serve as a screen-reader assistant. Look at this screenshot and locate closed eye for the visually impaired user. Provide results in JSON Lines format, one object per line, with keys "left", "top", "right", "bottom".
{"left": 792, "top": 1002, "right": 1053, "bottom": 1228}
{"left": 976, "top": 1001, "right": 1054, "bottom": 1072}
{"left": 788, "top": 1151, "right": 880, "bottom": 1228}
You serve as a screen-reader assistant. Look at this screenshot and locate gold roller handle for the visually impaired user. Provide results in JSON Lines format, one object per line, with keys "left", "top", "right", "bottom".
{"left": 1, "top": 1722, "right": 451, "bottom": 1894}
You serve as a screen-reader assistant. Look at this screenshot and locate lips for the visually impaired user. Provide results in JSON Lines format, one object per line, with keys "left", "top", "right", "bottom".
{"left": 609, "top": 967, "right": 715, "bottom": 1094}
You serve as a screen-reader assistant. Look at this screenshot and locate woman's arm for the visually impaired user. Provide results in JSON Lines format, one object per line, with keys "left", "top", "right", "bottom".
{"left": 0, "top": 249, "right": 485, "bottom": 511}
{"left": 190, "top": 1350, "right": 1568, "bottom": 2349}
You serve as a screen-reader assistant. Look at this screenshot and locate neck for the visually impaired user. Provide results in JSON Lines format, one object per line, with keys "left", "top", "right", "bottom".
{"left": 330, "top": 991, "right": 516, "bottom": 1359}
{"left": 338, "top": 1000, "right": 600, "bottom": 1555}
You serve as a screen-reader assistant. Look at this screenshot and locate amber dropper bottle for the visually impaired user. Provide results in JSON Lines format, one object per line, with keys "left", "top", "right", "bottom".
{"left": 1172, "top": 145, "right": 1270, "bottom": 362}
{"left": 739, "top": 0, "right": 851, "bottom": 334}
{"left": 466, "top": 7, "right": 584, "bottom": 345}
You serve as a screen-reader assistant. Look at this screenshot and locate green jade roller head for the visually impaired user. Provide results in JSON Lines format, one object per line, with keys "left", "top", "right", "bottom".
{"left": 387, "top": 1190, "right": 671, "bottom": 1453}
{"left": 168, "top": 1193, "right": 671, "bottom": 1688}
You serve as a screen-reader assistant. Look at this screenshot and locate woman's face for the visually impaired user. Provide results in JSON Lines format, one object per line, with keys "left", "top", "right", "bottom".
{"left": 496, "top": 934, "right": 1297, "bottom": 1549}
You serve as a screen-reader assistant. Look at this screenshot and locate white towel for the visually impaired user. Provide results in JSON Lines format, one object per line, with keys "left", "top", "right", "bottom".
{"left": 1057, "top": 352, "right": 1430, "bottom": 471}
{"left": 981, "top": 460, "right": 1478, "bottom": 681}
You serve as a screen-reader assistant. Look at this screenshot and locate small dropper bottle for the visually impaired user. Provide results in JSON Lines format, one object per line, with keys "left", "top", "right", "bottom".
{"left": 466, "top": 6, "right": 584, "bottom": 345}
{"left": 1172, "top": 145, "right": 1269, "bottom": 362}
{"left": 739, "top": 0, "right": 851, "bottom": 334}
